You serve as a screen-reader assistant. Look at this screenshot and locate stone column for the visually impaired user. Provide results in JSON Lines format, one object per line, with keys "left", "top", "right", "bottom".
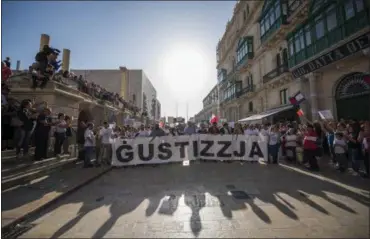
{"left": 308, "top": 72, "right": 319, "bottom": 121}
{"left": 62, "top": 49, "right": 71, "bottom": 72}
{"left": 39, "top": 34, "right": 50, "bottom": 51}
{"left": 16, "top": 60, "right": 21, "bottom": 70}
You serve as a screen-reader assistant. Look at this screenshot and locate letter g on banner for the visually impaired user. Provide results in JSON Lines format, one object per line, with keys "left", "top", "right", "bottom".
{"left": 116, "top": 140, "right": 134, "bottom": 163}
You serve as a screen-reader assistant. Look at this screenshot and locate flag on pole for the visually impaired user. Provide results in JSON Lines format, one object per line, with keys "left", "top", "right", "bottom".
{"left": 159, "top": 121, "right": 165, "bottom": 128}
{"left": 289, "top": 91, "right": 305, "bottom": 105}
{"left": 364, "top": 74, "right": 370, "bottom": 84}
{"left": 210, "top": 114, "right": 218, "bottom": 124}
{"left": 296, "top": 109, "right": 304, "bottom": 117}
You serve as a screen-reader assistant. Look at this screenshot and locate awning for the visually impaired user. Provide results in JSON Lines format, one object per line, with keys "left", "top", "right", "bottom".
{"left": 238, "top": 105, "right": 293, "bottom": 123}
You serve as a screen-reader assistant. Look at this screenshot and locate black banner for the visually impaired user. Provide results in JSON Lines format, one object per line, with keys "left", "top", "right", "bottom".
{"left": 292, "top": 33, "right": 370, "bottom": 78}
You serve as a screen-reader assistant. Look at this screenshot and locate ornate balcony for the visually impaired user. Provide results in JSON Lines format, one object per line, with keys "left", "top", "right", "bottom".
{"left": 262, "top": 64, "right": 289, "bottom": 84}
{"left": 259, "top": 0, "right": 309, "bottom": 50}
{"left": 237, "top": 84, "right": 255, "bottom": 97}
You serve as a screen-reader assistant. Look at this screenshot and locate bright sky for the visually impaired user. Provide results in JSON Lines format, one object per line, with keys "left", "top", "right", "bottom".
{"left": 2, "top": 1, "right": 236, "bottom": 119}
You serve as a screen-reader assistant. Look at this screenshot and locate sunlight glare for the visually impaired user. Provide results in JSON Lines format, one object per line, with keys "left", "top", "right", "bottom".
{"left": 162, "top": 46, "right": 208, "bottom": 100}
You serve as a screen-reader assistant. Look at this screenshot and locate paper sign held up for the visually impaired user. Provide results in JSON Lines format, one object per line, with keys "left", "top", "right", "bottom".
{"left": 318, "top": 110, "right": 334, "bottom": 120}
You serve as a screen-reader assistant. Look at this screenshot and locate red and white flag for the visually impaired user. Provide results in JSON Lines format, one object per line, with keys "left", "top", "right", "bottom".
{"left": 289, "top": 91, "right": 305, "bottom": 105}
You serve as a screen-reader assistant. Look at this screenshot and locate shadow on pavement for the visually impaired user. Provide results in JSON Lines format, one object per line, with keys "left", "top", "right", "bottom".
{"left": 21, "top": 161, "right": 370, "bottom": 238}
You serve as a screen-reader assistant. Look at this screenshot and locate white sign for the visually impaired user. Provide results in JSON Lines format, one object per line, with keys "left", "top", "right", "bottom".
{"left": 318, "top": 110, "right": 334, "bottom": 120}
{"left": 111, "top": 134, "right": 268, "bottom": 166}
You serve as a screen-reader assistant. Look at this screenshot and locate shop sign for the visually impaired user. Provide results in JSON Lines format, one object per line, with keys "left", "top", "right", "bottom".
{"left": 292, "top": 33, "right": 370, "bottom": 78}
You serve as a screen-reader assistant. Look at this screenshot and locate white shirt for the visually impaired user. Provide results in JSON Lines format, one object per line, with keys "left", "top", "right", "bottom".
{"left": 269, "top": 132, "right": 279, "bottom": 145}
{"left": 260, "top": 129, "right": 269, "bottom": 136}
{"left": 56, "top": 120, "right": 67, "bottom": 133}
{"left": 333, "top": 138, "right": 347, "bottom": 154}
{"left": 285, "top": 135, "right": 297, "bottom": 147}
{"left": 2, "top": 94, "right": 7, "bottom": 106}
{"left": 363, "top": 138, "right": 369, "bottom": 150}
{"left": 99, "top": 127, "right": 113, "bottom": 144}
{"left": 244, "top": 129, "right": 259, "bottom": 136}
{"left": 136, "top": 130, "right": 149, "bottom": 137}
{"left": 84, "top": 129, "right": 96, "bottom": 147}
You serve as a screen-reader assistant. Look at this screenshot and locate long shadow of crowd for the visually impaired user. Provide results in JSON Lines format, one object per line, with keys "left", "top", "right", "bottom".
{"left": 8, "top": 161, "right": 369, "bottom": 238}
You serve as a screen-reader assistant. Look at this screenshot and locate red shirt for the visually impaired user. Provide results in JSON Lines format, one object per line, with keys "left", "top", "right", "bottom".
{"left": 303, "top": 130, "right": 318, "bottom": 150}
{"left": 2, "top": 65, "right": 12, "bottom": 81}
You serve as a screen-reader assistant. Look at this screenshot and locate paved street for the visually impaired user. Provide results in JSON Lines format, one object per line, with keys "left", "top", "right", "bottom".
{"left": 19, "top": 162, "right": 369, "bottom": 238}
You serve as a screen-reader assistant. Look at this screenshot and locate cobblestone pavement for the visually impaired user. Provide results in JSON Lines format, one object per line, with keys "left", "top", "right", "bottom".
{"left": 19, "top": 162, "right": 370, "bottom": 238}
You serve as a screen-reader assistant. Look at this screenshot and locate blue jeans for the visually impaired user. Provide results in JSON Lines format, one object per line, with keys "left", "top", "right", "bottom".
{"left": 268, "top": 144, "right": 280, "bottom": 163}
{"left": 348, "top": 148, "right": 361, "bottom": 172}
{"left": 84, "top": 146, "right": 95, "bottom": 166}
{"left": 14, "top": 128, "right": 31, "bottom": 155}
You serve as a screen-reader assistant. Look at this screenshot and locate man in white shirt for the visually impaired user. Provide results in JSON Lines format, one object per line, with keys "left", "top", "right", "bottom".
{"left": 99, "top": 122, "right": 113, "bottom": 165}
{"left": 244, "top": 125, "right": 259, "bottom": 136}
{"left": 136, "top": 125, "right": 149, "bottom": 137}
{"left": 84, "top": 122, "right": 95, "bottom": 168}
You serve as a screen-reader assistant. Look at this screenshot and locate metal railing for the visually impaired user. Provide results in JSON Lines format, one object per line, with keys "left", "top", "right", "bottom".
{"left": 262, "top": 64, "right": 289, "bottom": 84}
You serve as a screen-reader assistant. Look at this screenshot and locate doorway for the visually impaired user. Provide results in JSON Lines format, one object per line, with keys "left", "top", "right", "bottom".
{"left": 335, "top": 72, "right": 370, "bottom": 121}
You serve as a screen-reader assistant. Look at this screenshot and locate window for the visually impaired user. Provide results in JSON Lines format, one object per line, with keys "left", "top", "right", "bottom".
{"left": 248, "top": 102, "right": 253, "bottom": 112}
{"left": 275, "top": 1, "right": 281, "bottom": 18}
{"left": 326, "top": 5, "right": 337, "bottom": 31}
{"left": 355, "top": 0, "right": 364, "bottom": 12}
{"left": 132, "top": 94, "right": 136, "bottom": 103}
{"left": 246, "top": 75, "right": 253, "bottom": 86}
{"left": 265, "top": 17, "right": 270, "bottom": 29}
{"left": 279, "top": 89, "right": 288, "bottom": 105}
{"left": 299, "top": 30, "right": 305, "bottom": 49}
{"left": 261, "top": 20, "right": 266, "bottom": 35}
{"left": 243, "top": 10, "right": 246, "bottom": 21}
{"left": 246, "top": 4, "right": 250, "bottom": 15}
{"left": 236, "top": 37, "right": 253, "bottom": 64}
{"left": 305, "top": 26, "right": 312, "bottom": 46}
{"left": 288, "top": 39, "right": 294, "bottom": 56}
{"left": 315, "top": 15, "right": 325, "bottom": 39}
{"left": 345, "top": 0, "right": 355, "bottom": 19}
{"left": 294, "top": 34, "right": 301, "bottom": 52}
{"left": 269, "top": 9, "right": 275, "bottom": 25}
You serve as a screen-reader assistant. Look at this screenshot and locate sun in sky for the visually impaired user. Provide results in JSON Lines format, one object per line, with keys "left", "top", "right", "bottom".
{"left": 161, "top": 44, "right": 209, "bottom": 101}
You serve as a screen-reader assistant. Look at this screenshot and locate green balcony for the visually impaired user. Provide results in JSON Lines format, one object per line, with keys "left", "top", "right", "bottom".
{"left": 288, "top": 1, "right": 369, "bottom": 68}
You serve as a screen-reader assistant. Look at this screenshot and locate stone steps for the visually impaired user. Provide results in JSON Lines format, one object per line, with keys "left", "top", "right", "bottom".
{"left": 1, "top": 148, "right": 36, "bottom": 161}
{"left": 1, "top": 156, "right": 78, "bottom": 191}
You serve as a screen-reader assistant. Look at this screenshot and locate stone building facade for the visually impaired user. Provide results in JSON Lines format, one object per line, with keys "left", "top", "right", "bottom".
{"left": 194, "top": 85, "right": 219, "bottom": 123}
{"left": 71, "top": 68, "right": 159, "bottom": 120}
{"left": 216, "top": 0, "right": 370, "bottom": 123}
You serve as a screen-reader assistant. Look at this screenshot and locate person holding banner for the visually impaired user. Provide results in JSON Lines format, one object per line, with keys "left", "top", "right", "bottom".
{"left": 208, "top": 122, "right": 220, "bottom": 135}
{"left": 99, "top": 122, "right": 113, "bottom": 164}
{"left": 135, "top": 125, "right": 150, "bottom": 137}
{"left": 220, "top": 122, "right": 232, "bottom": 135}
{"left": 267, "top": 125, "right": 280, "bottom": 164}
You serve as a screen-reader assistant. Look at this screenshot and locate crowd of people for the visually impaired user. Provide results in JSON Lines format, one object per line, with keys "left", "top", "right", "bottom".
{"left": 3, "top": 45, "right": 141, "bottom": 115}
{"left": 72, "top": 118, "right": 369, "bottom": 178}
{"left": 1, "top": 96, "right": 74, "bottom": 161}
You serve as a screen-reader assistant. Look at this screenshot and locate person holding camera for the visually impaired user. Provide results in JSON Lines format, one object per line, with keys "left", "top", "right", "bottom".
{"left": 32, "top": 45, "right": 59, "bottom": 89}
